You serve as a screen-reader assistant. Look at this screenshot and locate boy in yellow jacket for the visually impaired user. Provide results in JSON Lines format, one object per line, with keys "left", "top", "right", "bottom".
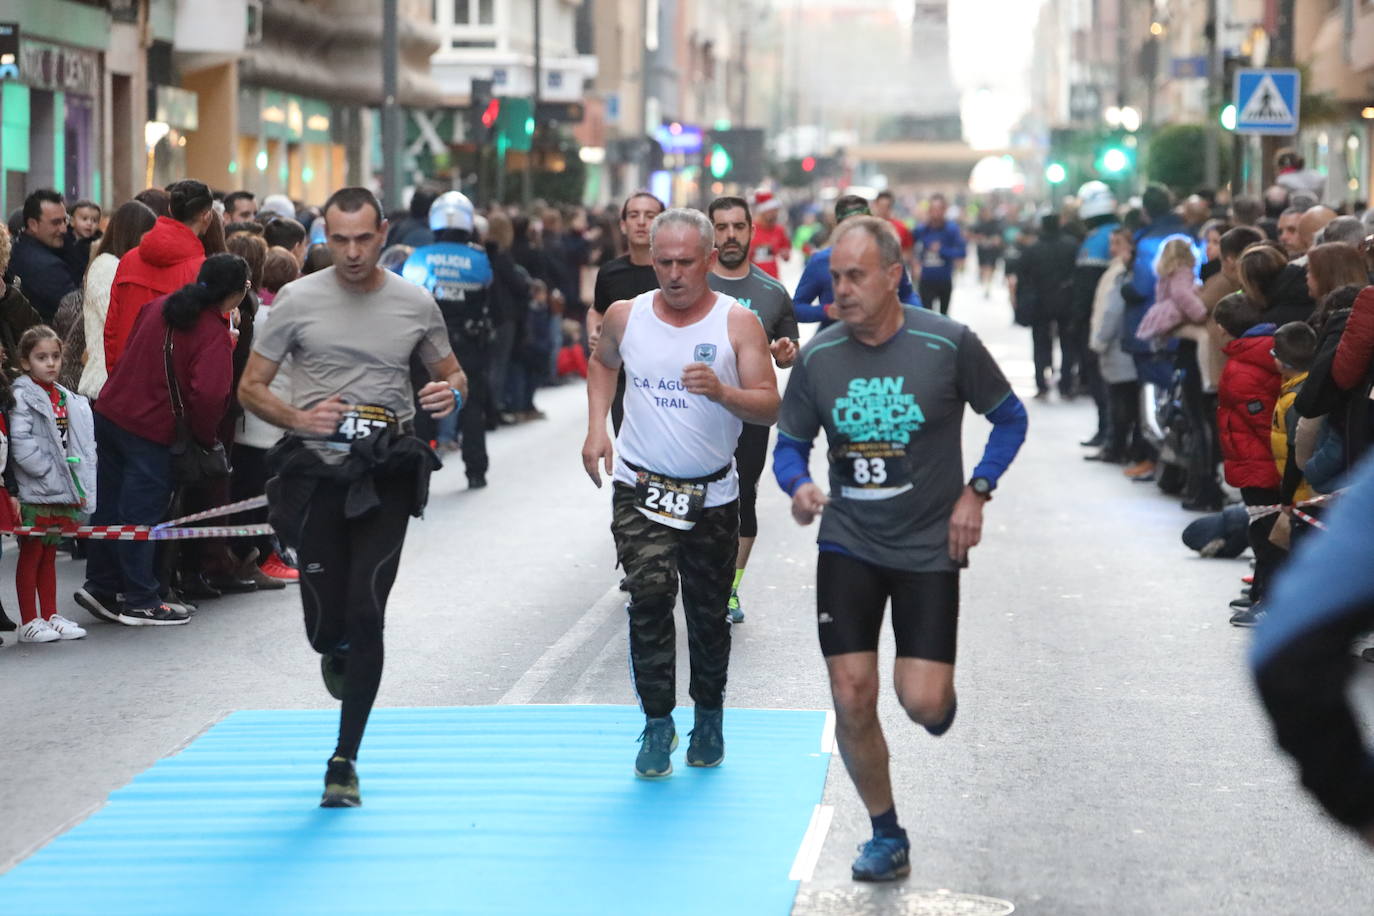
{"left": 1271, "top": 321, "right": 1319, "bottom": 544}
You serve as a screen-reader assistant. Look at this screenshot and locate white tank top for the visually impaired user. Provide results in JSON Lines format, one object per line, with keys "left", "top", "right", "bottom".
{"left": 614, "top": 290, "right": 743, "bottom": 507}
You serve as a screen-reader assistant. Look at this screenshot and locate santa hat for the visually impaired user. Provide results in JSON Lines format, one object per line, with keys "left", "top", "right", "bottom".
{"left": 753, "top": 190, "right": 781, "bottom": 214}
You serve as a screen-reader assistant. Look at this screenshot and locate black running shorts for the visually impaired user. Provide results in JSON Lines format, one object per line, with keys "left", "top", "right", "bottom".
{"left": 815, "top": 551, "right": 959, "bottom": 662}
{"left": 734, "top": 422, "right": 770, "bottom": 539}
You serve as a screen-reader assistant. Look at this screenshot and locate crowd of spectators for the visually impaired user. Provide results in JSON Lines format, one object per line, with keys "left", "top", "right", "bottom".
{"left": 0, "top": 179, "right": 630, "bottom": 642}
{"left": 1011, "top": 164, "right": 1374, "bottom": 630}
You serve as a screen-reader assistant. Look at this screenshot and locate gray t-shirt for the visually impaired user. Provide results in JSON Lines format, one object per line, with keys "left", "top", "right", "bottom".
{"left": 253, "top": 267, "right": 452, "bottom": 427}
{"left": 708, "top": 266, "right": 799, "bottom": 344}
{"left": 777, "top": 305, "right": 1011, "bottom": 572}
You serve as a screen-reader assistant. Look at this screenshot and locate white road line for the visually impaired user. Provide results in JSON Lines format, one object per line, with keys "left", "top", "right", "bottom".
{"left": 565, "top": 620, "right": 628, "bottom": 704}
{"left": 820, "top": 710, "right": 836, "bottom": 754}
{"left": 498, "top": 583, "right": 625, "bottom": 705}
{"left": 788, "top": 804, "right": 835, "bottom": 883}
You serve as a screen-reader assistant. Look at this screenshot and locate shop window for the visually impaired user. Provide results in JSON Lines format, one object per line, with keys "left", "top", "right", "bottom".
{"left": 454, "top": 0, "right": 494, "bottom": 25}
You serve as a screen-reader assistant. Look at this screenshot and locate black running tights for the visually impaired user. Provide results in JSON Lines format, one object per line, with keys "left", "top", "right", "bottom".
{"left": 298, "top": 475, "right": 413, "bottom": 761}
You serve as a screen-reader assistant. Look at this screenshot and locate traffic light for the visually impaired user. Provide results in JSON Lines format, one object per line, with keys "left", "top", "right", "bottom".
{"left": 1094, "top": 134, "right": 1136, "bottom": 177}
{"left": 706, "top": 143, "right": 733, "bottom": 180}
{"left": 481, "top": 99, "right": 500, "bottom": 129}
{"left": 801, "top": 156, "right": 816, "bottom": 173}
{"left": 1220, "top": 104, "right": 1237, "bottom": 131}
{"left": 1045, "top": 161, "right": 1067, "bottom": 184}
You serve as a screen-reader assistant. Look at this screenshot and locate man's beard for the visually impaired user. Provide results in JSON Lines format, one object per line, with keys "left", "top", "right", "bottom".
{"left": 717, "top": 244, "right": 747, "bottom": 269}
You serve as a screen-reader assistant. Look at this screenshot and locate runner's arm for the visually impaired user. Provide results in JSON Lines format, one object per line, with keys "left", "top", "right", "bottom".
{"left": 792, "top": 256, "right": 829, "bottom": 323}
{"left": 711, "top": 308, "right": 780, "bottom": 425}
{"left": 582, "top": 301, "right": 629, "bottom": 485}
{"left": 238, "top": 352, "right": 344, "bottom": 436}
{"left": 971, "top": 392, "right": 1028, "bottom": 486}
{"left": 898, "top": 268, "right": 923, "bottom": 308}
{"left": 417, "top": 352, "right": 467, "bottom": 418}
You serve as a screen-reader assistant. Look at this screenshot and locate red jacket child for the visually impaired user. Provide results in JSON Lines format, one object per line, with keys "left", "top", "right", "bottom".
{"left": 1218, "top": 322, "right": 1282, "bottom": 488}
{"left": 104, "top": 217, "right": 205, "bottom": 373}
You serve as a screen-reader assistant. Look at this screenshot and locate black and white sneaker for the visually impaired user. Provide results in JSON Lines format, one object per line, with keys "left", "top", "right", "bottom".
{"left": 117, "top": 604, "right": 191, "bottom": 627}
{"left": 74, "top": 588, "right": 123, "bottom": 624}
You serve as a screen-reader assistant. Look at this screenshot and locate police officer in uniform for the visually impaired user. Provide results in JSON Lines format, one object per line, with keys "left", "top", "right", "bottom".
{"left": 403, "top": 193, "right": 494, "bottom": 488}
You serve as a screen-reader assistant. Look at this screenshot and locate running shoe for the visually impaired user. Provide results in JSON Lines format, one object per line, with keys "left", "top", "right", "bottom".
{"left": 321, "top": 649, "right": 348, "bottom": 700}
{"left": 73, "top": 587, "right": 122, "bottom": 624}
{"left": 321, "top": 756, "right": 361, "bottom": 808}
{"left": 634, "top": 715, "right": 678, "bottom": 779}
{"left": 851, "top": 834, "right": 911, "bottom": 882}
{"left": 261, "top": 552, "right": 299, "bottom": 582}
{"left": 686, "top": 707, "right": 724, "bottom": 767}
{"left": 18, "top": 618, "right": 60, "bottom": 643}
{"left": 48, "top": 614, "right": 87, "bottom": 640}
{"left": 117, "top": 604, "right": 191, "bottom": 627}
{"left": 727, "top": 590, "right": 744, "bottom": 624}
{"left": 1230, "top": 604, "right": 1266, "bottom": 628}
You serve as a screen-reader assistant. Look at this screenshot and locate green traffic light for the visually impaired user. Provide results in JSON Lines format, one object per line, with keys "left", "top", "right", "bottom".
{"left": 1220, "top": 104, "right": 1237, "bottom": 131}
{"left": 1045, "top": 162, "right": 1067, "bottom": 184}
{"left": 524, "top": 117, "right": 535, "bottom": 136}
{"left": 709, "top": 143, "right": 732, "bottom": 179}
{"left": 1100, "top": 147, "right": 1130, "bottom": 174}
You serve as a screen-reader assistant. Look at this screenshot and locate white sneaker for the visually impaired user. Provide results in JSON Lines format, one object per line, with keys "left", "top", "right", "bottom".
{"left": 48, "top": 614, "right": 87, "bottom": 640}
{"left": 18, "top": 618, "right": 60, "bottom": 643}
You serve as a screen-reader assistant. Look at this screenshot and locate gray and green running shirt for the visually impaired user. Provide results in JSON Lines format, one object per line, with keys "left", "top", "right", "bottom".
{"left": 708, "top": 266, "right": 799, "bottom": 344}
{"left": 776, "top": 306, "right": 1012, "bottom": 572}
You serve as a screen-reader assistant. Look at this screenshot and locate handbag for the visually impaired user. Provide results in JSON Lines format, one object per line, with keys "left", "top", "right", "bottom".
{"left": 164, "top": 327, "right": 230, "bottom": 485}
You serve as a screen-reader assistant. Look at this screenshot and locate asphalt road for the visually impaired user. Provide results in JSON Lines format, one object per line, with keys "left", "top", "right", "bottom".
{"left": 3, "top": 272, "right": 1371, "bottom": 915}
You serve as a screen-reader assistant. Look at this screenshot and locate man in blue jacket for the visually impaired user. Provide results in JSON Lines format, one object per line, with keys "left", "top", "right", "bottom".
{"left": 912, "top": 193, "right": 966, "bottom": 316}
{"left": 10, "top": 188, "right": 77, "bottom": 323}
{"left": 793, "top": 195, "right": 922, "bottom": 327}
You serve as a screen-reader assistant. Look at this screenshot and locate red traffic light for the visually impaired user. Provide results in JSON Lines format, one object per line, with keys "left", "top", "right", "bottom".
{"left": 801, "top": 156, "right": 816, "bottom": 173}
{"left": 481, "top": 99, "right": 501, "bottom": 128}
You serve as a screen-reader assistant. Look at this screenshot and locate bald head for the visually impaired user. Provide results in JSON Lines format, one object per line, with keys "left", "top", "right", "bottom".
{"left": 1299, "top": 206, "right": 1338, "bottom": 253}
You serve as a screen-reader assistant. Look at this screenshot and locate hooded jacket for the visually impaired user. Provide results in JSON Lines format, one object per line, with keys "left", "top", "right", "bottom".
{"left": 1272, "top": 371, "right": 1314, "bottom": 504}
{"left": 105, "top": 217, "right": 206, "bottom": 372}
{"left": 9, "top": 375, "right": 97, "bottom": 511}
{"left": 1218, "top": 323, "right": 1281, "bottom": 488}
{"left": 1257, "top": 263, "right": 1316, "bottom": 328}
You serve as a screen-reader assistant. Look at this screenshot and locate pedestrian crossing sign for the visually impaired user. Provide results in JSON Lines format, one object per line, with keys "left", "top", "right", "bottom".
{"left": 1233, "top": 69, "right": 1300, "bottom": 135}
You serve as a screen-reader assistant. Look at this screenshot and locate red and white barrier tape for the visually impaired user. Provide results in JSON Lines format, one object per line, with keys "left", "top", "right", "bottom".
{"left": 3, "top": 495, "right": 273, "bottom": 541}
{"left": 1245, "top": 491, "right": 1339, "bottom": 522}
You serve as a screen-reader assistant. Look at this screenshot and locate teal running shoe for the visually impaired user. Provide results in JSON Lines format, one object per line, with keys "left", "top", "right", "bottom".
{"left": 634, "top": 716, "right": 678, "bottom": 779}
{"left": 320, "top": 756, "right": 361, "bottom": 808}
{"left": 686, "top": 707, "right": 724, "bottom": 767}
{"left": 851, "top": 834, "right": 910, "bottom": 881}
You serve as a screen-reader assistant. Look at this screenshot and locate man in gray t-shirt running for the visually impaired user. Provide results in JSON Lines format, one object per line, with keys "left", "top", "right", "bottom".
{"left": 706, "top": 195, "right": 799, "bottom": 623}
{"left": 241, "top": 187, "right": 468, "bottom": 810}
{"left": 772, "top": 217, "right": 1028, "bottom": 882}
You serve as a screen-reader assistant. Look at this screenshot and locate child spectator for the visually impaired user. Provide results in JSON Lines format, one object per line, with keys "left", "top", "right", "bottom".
{"left": 1135, "top": 237, "right": 1206, "bottom": 343}
{"left": 69, "top": 200, "right": 101, "bottom": 242}
{"left": 557, "top": 318, "right": 589, "bottom": 379}
{"left": 1087, "top": 226, "right": 1143, "bottom": 465}
{"left": 259, "top": 246, "right": 299, "bottom": 306}
{"left": 1214, "top": 293, "right": 1282, "bottom": 627}
{"left": 1270, "top": 321, "right": 1319, "bottom": 544}
{"left": 10, "top": 326, "right": 97, "bottom": 642}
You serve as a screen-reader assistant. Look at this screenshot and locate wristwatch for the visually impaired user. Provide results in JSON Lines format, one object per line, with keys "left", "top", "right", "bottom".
{"left": 969, "top": 476, "right": 993, "bottom": 500}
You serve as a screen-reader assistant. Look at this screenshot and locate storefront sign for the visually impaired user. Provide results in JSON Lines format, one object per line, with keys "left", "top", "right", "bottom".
{"left": 0, "top": 24, "right": 20, "bottom": 81}
{"left": 20, "top": 39, "right": 98, "bottom": 97}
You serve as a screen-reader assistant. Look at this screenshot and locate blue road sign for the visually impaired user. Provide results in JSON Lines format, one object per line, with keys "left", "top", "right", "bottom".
{"left": 1234, "top": 68, "right": 1300, "bottom": 135}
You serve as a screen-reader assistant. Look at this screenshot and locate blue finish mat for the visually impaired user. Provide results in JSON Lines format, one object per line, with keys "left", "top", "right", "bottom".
{"left": 1, "top": 705, "right": 832, "bottom": 915}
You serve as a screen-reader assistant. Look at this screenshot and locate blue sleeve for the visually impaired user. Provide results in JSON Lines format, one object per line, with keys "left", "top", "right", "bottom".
{"left": 971, "top": 392, "right": 1028, "bottom": 486}
{"left": 943, "top": 225, "right": 967, "bottom": 262}
{"left": 792, "top": 255, "right": 830, "bottom": 323}
{"left": 772, "top": 430, "right": 815, "bottom": 496}
{"left": 898, "top": 269, "right": 924, "bottom": 308}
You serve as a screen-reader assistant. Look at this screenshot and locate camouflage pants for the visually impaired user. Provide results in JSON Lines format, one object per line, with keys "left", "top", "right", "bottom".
{"left": 610, "top": 484, "right": 738, "bottom": 718}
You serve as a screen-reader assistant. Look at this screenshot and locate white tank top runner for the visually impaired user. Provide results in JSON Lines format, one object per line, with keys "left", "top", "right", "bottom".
{"left": 614, "top": 290, "right": 743, "bottom": 507}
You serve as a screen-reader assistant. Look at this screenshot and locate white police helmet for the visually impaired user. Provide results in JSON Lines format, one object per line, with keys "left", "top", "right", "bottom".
{"left": 1077, "top": 181, "right": 1117, "bottom": 221}
{"left": 429, "top": 191, "right": 475, "bottom": 232}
